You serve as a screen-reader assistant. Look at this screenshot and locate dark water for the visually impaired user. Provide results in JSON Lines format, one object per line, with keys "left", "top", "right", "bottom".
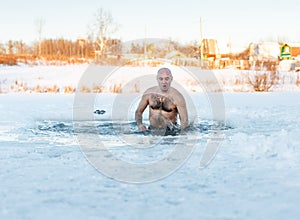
{"left": 33, "top": 119, "right": 233, "bottom": 136}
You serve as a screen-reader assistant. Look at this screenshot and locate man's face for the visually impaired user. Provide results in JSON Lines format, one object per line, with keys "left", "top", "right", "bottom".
{"left": 157, "top": 70, "right": 173, "bottom": 92}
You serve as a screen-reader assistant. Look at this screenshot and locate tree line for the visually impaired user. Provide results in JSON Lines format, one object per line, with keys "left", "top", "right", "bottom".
{"left": 0, "top": 37, "right": 199, "bottom": 64}
{"left": 0, "top": 38, "right": 121, "bottom": 57}
{"left": 0, "top": 8, "right": 200, "bottom": 65}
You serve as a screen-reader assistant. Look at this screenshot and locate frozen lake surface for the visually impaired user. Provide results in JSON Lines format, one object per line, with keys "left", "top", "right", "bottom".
{"left": 1, "top": 92, "right": 300, "bottom": 220}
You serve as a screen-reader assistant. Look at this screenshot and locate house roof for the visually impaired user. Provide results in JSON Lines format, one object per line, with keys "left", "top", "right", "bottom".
{"left": 164, "top": 51, "right": 186, "bottom": 59}
{"left": 291, "top": 47, "right": 300, "bottom": 56}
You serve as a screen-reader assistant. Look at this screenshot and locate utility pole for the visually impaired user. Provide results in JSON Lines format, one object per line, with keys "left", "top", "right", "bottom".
{"left": 199, "top": 16, "right": 203, "bottom": 67}
{"left": 144, "top": 25, "right": 147, "bottom": 60}
{"left": 35, "top": 17, "right": 45, "bottom": 56}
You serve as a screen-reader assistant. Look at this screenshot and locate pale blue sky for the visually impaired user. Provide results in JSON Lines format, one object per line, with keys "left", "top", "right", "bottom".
{"left": 1, "top": 0, "right": 299, "bottom": 50}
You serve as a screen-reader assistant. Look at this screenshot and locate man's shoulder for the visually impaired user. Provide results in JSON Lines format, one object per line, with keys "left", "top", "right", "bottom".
{"left": 144, "top": 86, "right": 158, "bottom": 94}
{"left": 170, "top": 87, "right": 183, "bottom": 96}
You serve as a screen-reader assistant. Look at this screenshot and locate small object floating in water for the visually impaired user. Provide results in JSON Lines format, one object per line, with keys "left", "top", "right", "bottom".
{"left": 94, "top": 109, "right": 106, "bottom": 115}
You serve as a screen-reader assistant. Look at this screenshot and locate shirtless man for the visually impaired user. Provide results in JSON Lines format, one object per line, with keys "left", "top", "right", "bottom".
{"left": 135, "top": 67, "right": 188, "bottom": 134}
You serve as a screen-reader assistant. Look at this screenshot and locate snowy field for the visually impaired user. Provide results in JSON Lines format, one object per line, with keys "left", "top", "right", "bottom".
{"left": 1, "top": 64, "right": 300, "bottom": 220}
{"left": 1, "top": 64, "right": 300, "bottom": 93}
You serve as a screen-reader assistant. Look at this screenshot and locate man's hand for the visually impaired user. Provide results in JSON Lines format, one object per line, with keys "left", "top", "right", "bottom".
{"left": 138, "top": 124, "right": 147, "bottom": 131}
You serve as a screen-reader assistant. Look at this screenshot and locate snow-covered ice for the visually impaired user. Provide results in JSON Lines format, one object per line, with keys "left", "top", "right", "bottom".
{"left": 1, "top": 64, "right": 300, "bottom": 220}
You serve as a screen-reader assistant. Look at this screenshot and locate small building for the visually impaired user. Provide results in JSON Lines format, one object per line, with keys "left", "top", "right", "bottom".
{"left": 291, "top": 45, "right": 300, "bottom": 57}
{"left": 249, "top": 42, "right": 280, "bottom": 61}
{"left": 280, "top": 44, "right": 291, "bottom": 60}
{"left": 201, "top": 39, "right": 221, "bottom": 60}
{"left": 164, "top": 51, "right": 186, "bottom": 60}
{"left": 280, "top": 43, "right": 300, "bottom": 60}
{"left": 164, "top": 51, "right": 198, "bottom": 66}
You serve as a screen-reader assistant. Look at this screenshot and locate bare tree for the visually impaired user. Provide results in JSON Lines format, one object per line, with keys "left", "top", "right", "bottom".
{"left": 14, "top": 40, "right": 26, "bottom": 54}
{"left": 0, "top": 43, "right": 6, "bottom": 54}
{"left": 7, "top": 40, "right": 14, "bottom": 54}
{"left": 88, "top": 8, "right": 119, "bottom": 57}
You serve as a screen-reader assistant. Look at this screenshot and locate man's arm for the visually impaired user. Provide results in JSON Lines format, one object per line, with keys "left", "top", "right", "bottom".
{"left": 176, "top": 93, "right": 189, "bottom": 130}
{"left": 135, "top": 94, "right": 149, "bottom": 131}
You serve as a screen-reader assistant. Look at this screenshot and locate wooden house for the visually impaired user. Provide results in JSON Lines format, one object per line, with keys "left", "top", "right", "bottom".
{"left": 248, "top": 42, "right": 280, "bottom": 61}
{"left": 280, "top": 44, "right": 291, "bottom": 60}
{"left": 280, "top": 43, "right": 300, "bottom": 60}
{"left": 201, "top": 39, "right": 221, "bottom": 60}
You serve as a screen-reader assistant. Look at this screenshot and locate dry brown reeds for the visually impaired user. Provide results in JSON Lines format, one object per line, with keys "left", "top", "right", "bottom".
{"left": 110, "top": 83, "right": 122, "bottom": 93}
{"left": 247, "top": 70, "right": 279, "bottom": 92}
